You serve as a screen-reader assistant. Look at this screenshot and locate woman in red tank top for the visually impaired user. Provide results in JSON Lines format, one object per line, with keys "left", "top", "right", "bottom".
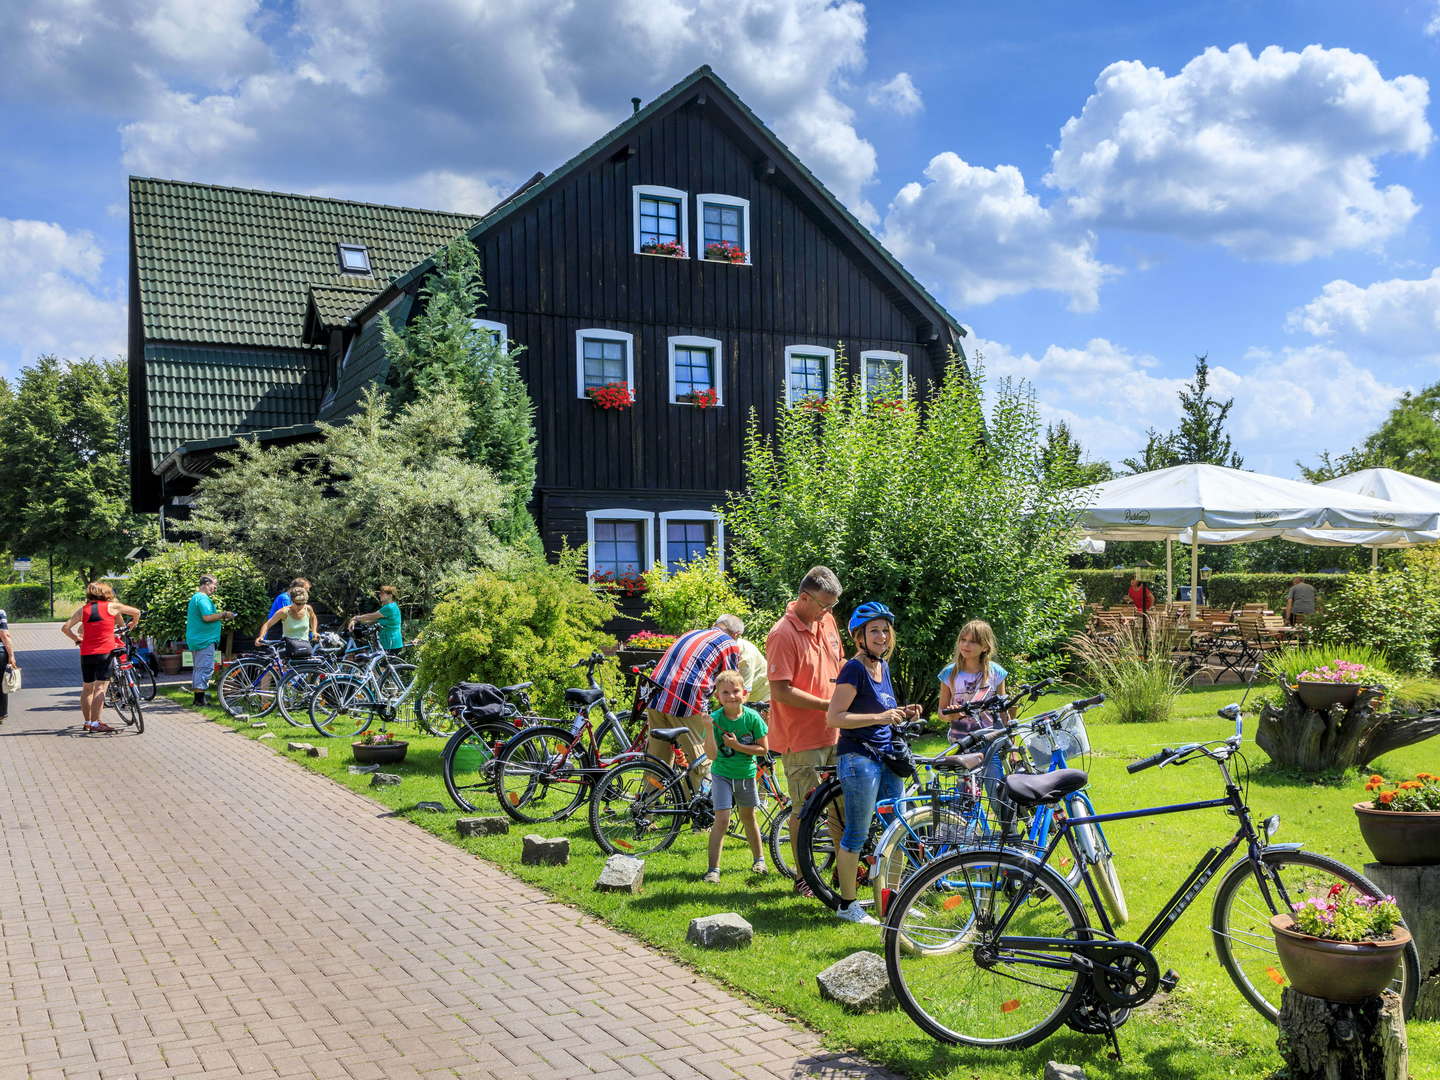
{"left": 61, "top": 582, "right": 141, "bottom": 732}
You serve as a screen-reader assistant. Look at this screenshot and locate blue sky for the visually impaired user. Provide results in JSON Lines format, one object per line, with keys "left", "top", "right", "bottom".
{"left": 2, "top": 0, "right": 1437, "bottom": 475}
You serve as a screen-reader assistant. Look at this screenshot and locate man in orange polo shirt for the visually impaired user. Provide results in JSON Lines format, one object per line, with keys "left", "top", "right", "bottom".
{"left": 765, "top": 566, "right": 845, "bottom": 894}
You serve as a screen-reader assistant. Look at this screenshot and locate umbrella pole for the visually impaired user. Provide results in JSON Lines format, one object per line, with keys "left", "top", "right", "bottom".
{"left": 1371, "top": 546, "right": 1379, "bottom": 572}
{"left": 1166, "top": 539, "right": 1174, "bottom": 608}
{"left": 1190, "top": 534, "right": 1200, "bottom": 619}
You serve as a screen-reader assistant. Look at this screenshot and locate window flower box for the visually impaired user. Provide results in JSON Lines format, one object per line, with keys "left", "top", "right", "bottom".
{"left": 680, "top": 388, "right": 719, "bottom": 410}
{"left": 590, "top": 570, "right": 648, "bottom": 596}
{"left": 586, "top": 382, "right": 635, "bottom": 410}
{"left": 703, "top": 241, "right": 748, "bottom": 264}
{"left": 640, "top": 241, "right": 687, "bottom": 258}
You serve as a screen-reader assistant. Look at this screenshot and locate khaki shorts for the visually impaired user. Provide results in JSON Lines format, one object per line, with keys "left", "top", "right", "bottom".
{"left": 782, "top": 745, "right": 837, "bottom": 809}
{"left": 645, "top": 707, "right": 711, "bottom": 786}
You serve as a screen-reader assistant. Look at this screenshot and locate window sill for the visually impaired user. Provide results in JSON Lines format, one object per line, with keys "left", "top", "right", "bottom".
{"left": 701, "top": 257, "right": 750, "bottom": 267}
{"left": 635, "top": 250, "right": 688, "bottom": 259}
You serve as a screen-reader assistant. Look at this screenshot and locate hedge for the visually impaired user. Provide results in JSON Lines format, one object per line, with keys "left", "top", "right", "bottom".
{"left": 1066, "top": 570, "right": 1351, "bottom": 610}
{"left": 0, "top": 584, "right": 49, "bottom": 618}
{"left": 1067, "top": 570, "right": 1133, "bottom": 606}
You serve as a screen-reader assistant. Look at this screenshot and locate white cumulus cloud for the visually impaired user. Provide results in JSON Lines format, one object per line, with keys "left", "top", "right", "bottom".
{"left": 1046, "top": 44, "right": 1432, "bottom": 261}
{"left": 882, "top": 154, "right": 1113, "bottom": 312}
{"left": 1286, "top": 270, "right": 1440, "bottom": 359}
{"left": 867, "top": 72, "right": 922, "bottom": 115}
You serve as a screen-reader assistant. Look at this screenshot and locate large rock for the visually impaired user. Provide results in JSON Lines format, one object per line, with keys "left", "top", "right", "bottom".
{"left": 596, "top": 855, "right": 645, "bottom": 894}
{"left": 687, "top": 913, "right": 752, "bottom": 949}
{"left": 456, "top": 817, "right": 509, "bottom": 837}
{"left": 306, "top": 745, "right": 328, "bottom": 758}
{"left": 347, "top": 764, "right": 379, "bottom": 774}
{"left": 522, "top": 835, "right": 570, "bottom": 865}
{"left": 370, "top": 772, "right": 402, "bottom": 787}
{"left": 414, "top": 801, "right": 446, "bottom": 813}
{"left": 816, "top": 951, "right": 894, "bottom": 1013}
{"left": 1044, "top": 1064, "right": 1087, "bottom": 1080}
{"left": 286, "top": 741, "right": 313, "bottom": 753}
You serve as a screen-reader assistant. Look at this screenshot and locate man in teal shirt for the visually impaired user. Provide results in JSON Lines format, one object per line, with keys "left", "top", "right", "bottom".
{"left": 349, "top": 584, "right": 403, "bottom": 651}
{"left": 187, "top": 575, "right": 234, "bottom": 706}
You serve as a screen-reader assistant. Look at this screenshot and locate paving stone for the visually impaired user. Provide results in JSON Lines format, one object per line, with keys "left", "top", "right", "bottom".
{"left": 687, "top": 913, "right": 752, "bottom": 948}
{"left": 1044, "top": 1064, "right": 1087, "bottom": 1080}
{"left": 816, "top": 952, "right": 895, "bottom": 1013}
{"left": 305, "top": 746, "right": 328, "bottom": 758}
{"left": 457, "top": 817, "right": 509, "bottom": 837}
{"left": 522, "top": 835, "right": 570, "bottom": 866}
{"left": 596, "top": 855, "right": 645, "bottom": 894}
{"left": 370, "top": 772, "right": 403, "bottom": 787}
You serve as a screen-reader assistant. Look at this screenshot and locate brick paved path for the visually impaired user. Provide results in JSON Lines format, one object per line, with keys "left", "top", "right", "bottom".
{"left": 0, "top": 624, "right": 901, "bottom": 1080}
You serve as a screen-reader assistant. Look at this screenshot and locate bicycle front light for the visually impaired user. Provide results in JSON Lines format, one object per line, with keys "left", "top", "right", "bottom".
{"left": 1263, "top": 814, "right": 1280, "bottom": 838}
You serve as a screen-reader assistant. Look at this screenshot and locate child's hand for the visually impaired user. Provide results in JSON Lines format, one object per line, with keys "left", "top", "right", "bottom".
{"left": 722, "top": 731, "right": 739, "bottom": 749}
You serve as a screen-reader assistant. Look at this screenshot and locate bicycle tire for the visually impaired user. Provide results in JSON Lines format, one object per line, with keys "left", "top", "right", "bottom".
{"left": 276, "top": 668, "right": 324, "bottom": 727}
{"left": 308, "top": 674, "right": 377, "bottom": 739}
{"left": 412, "top": 685, "right": 455, "bottom": 737}
{"left": 441, "top": 722, "right": 521, "bottom": 811}
{"left": 767, "top": 803, "right": 796, "bottom": 879}
{"left": 219, "top": 658, "right": 278, "bottom": 720}
{"left": 1211, "top": 848, "right": 1420, "bottom": 1022}
{"left": 589, "top": 758, "right": 687, "bottom": 856}
{"left": 1065, "top": 793, "right": 1128, "bottom": 926}
{"left": 135, "top": 664, "right": 157, "bottom": 702}
{"left": 797, "top": 778, "right": 881, "bottom": 910}
{"left": 126, "top": 679, "right": 145, "bottom": 734}
{"left": 494, "top": 726, "right": 593, "bottom": 824}
{"left": 884, "top": 848, "right": 1088, "bottom": 1049}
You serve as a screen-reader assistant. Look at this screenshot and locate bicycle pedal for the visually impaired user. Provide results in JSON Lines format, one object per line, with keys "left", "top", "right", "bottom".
{"left": 1158, "top": 969, "right": 1179, "bottom": 993}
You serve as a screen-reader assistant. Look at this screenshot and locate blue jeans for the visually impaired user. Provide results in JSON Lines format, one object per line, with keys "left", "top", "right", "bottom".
{"left": 190, "top": 644, "right": 216, "bottom": 691}
{"left": 836, "top": 752, "right": 904, "bottom": 853}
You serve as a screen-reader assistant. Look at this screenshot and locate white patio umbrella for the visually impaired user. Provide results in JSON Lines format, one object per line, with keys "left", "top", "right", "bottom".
{"left": 1076, "top": 464, "right": 1440, "bottom": 613}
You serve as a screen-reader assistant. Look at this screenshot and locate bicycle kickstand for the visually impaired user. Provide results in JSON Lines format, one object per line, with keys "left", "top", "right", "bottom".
{"left": 1100, "top": 1006, "right": 1124, "bottom": 1065}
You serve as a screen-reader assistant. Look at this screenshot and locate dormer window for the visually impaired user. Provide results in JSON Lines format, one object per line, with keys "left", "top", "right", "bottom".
{"left": 337, "top": 243, "right": 372, "bottom": 276}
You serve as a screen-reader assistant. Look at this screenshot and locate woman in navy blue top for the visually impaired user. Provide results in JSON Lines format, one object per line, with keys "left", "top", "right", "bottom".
{"left": 824, "top": 601, "right": 922, "bottom": 924}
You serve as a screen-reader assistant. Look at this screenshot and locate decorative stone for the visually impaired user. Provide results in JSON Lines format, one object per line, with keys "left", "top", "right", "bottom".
{"left": 1276, "top": 988, "right": 1406, "bottom": 1080}
{"left": 595, "top": 854, "right": 645, "bottom": 894}
{"left": 522, "top": 835, "right": 570, "bottom": 866}
{"left": 456, "top": 817, "right": 509, "bottom": 837}
{"left": 1044, "top": 1064, "right": 1088, "bottom": 1080}
{"left": 347, "top": 764, "right": 380, "bottom": 774}
{"left": 258, "top": 733, "right": 275, "bottom": 740}
{"left": 686, "top": 913, "right": 752, "bottom": 948}
{"left": 415, "top": 801, "right": 446, "bottom": 813}
{"left": 370, "top": 772, "right": 402, "bottom": 787}
{"left": 286, "top": 741, "right": 313, "bottom": 752}
{"left": 816, "top": 952, "right": 895, "bottom": 1013}
{"left": 250, "top": 721, "right": 267, "bottom": 729}
{"left": 305, "top": 746, "right": 328, "bottom": 758}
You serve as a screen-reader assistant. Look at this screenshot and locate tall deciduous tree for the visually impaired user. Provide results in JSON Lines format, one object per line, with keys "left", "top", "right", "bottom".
{"left": 383, "top": 237, "right": 539, "bottom": 548}
{"left": 1299, "top": 382, "right": 1440, "bottom": 482}
{"left": 1042, "top": 421, "right": 1113, "bottom": 486}
{"left": 0, "top": 355, "right": 153, "bottom": 584}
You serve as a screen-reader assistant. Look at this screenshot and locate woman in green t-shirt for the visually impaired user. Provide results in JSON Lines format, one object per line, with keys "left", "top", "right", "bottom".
{"left": 702, "top": 670, "right": 770, "bottom": 883}
{"left": 348, "top": 584, "right": 404, "bottom": 651}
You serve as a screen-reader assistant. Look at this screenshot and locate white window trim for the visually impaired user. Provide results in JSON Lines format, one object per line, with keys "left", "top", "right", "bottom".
{"left": 783, "top": 344, "right": 837, "bottom": 406}
{"left": 696, "top": 193, "right": 751, "bottom": 264}
{"left": 585, "top": 509, "right": 655, "bottom": 578}
{"left": 860, "top": 349, "right": 910, "bottom": 404}
{"left": 575, "top": 328, "right": 636, "bottom": 400}
{"left": 667, "top": 335, "right": 724, "bottom": 406}
{"left": 471, "top": 318, "right": 509, "bottom": 353}
{"left": 632, "top": 185, "right": 689, "bottom": 255}
{"left": 658, "top": 510, "right": 725, "bottom": 571}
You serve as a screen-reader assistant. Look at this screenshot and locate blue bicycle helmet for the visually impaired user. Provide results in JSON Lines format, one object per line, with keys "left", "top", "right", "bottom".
{"left": 847, "top": 601, "right": 896, "bottom": 635}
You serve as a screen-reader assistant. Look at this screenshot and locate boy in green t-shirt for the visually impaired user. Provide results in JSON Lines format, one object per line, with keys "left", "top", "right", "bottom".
{"left": 702, "top": 670, "right": 770, "bottom": 883}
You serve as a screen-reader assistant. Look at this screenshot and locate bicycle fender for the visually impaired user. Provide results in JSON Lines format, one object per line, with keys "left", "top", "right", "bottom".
{"left": 1260, "top": 843, "right": 1306, "bottom": 856}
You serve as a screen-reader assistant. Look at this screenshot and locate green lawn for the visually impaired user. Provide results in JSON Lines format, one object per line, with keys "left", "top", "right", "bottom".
{"left": 162, "top": 685, "right": 1439, "bottom": 1080}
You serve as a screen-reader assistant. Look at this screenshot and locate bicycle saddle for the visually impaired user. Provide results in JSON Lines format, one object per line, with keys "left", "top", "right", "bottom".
{"left": 564, "top": 687, "right": 606, "bottom": 707}
{"left": 927, "top": 752, "right": 985, "bottom": 772}
{"left": 1002, "top": 768, "right": 1088, "bottom": 805}
{"left": 649, "top": 726, "right": 690, "bottom": 743}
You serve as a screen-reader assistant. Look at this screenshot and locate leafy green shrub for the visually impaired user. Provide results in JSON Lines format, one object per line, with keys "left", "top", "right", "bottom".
{"left": 0, "top": 583, "right": 49, "bottom": 618}
{"left": 123, "top": 544, "right": 270, "bottom": 646}
{"left": 1065, "top": 570, "right": 1132, "bottom": 607}
{"left": 1389, "top": 676, "right": 1440, "bottom": 713}
{"left": 413, "top": 548, "right": 618, "bottom": 715}
{"left": 1207, "top": 572, "right": 1349, "bottom": 611}
{"left": 1068, "top": 619, "right": 1190, "bottom": 722}
{"left": 1318, "top": 568, "right": 1440, "bottom": 674}
{"left": 641, "top": 554, "right": 752, "bottom": 635}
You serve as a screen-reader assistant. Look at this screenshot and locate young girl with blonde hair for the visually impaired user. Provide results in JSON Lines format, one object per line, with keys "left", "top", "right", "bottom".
{"left": 937, "top": 619, "right": 1008, "bottom": 743}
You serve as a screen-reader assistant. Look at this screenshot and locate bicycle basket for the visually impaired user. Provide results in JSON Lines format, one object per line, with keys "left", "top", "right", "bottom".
{"left": 1022, "top": 709, "right": 1090, "bottom": 771}
{"left": 925, "top": 771, "right": 1040, "bottom": 858}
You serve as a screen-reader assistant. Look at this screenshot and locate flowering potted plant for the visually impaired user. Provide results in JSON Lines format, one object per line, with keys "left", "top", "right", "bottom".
{"left": 703, "top": 241, "right": 747, "bottom": 264}
{"left": 586, "top": 382, "right": 635, "bottom": 410}
{"left": 640, "top": 240, "right": 686, "bottom": 258}
{"left": 1294, "top": 659, "right": 1381, "bottom": 711}
{"left": 352, "top": 729, "right": 408, "bottom": 765}
{"left": 1355, "top": 772, "right": 1440, "bottom": 865}
{"left": 618, "top": 630, "right": 678, "bottom": 673}
{"left": 1269, "top": 883, "right": 1410, "bottom": 1002}
{"left": 589, "top": 570, "right": 648, "bottom": 597}
{"left": 681, "top": 388, "right": 719, "bottom": 410}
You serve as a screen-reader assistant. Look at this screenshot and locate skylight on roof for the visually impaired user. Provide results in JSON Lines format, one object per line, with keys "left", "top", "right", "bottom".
{"left": 337, "top": 243, "right": 372, "bottom": 275}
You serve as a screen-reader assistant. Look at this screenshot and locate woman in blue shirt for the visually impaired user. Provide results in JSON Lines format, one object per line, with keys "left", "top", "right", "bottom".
{"left": 825, "top": 601, "right": 922, "bottom": 925}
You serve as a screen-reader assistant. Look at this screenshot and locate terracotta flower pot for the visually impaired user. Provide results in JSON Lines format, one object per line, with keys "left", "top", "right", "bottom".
{"left": 1295, "top": 681, "right": 1360, "bottom": 711}
{"left": 1354, "top": 801, "right": 1440, "bottom": 865}
{"left": 352, "top": 740, "right": 408, "bottom": 765}
{"left": 1269, "top": 915, "right": 1411, "bottom": 1002}
{"left": 157, "top": 652, "right": 183, "bottom": 676}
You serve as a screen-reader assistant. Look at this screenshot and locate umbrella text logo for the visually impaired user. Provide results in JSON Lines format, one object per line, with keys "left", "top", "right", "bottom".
{"left": 1124, "top": 510, "right": 1151, "bottom": 524}
{"left": 1253, "top": 511, "right": 1280, "bottom": 523}
{"left": 1372, "top": 513, "right": 1396, "bottom": 526}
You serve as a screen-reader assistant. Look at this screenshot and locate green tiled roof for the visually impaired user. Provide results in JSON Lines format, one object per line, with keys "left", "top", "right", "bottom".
{"left": 130, "top": 177, "right": 479, "bottom": 349}
{"left": 308, "top": 283, "right": 379, "bottom": 329}
{"left": 317, "top": 294, "right": 414, "bottom": 421}
{"left": 144, "top": 344, "right": 329, "bottom": 463}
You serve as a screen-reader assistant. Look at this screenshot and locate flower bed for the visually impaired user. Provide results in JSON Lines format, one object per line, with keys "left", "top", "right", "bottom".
{"left": 622, "top": 630, "right": 679, "bottom": 652}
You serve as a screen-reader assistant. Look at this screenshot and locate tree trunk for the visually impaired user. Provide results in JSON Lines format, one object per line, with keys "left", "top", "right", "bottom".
{"left": 1276, "top": 988, "right": 1407, "bottom": 1080}
{"left": 1364, "top": 863, "right": 1440, "bottom": 1021}
{"left": 1256, "top": 687, "right": 1440, "bottom": 773}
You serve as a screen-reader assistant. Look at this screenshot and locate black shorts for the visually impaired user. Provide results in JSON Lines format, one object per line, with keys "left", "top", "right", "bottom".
{"left": 80, "top": 653, "right": 113, "bottom": 683}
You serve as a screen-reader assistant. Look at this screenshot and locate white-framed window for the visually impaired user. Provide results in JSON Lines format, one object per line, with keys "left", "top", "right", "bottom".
{"left": 696, "top": 194, "right": 750, "bottom": 263}
{"left": 783, "top": 344, "right": 836, "bottom": 405}
{"left": 658, "top": 510, "right": 724, "bottom": 572}
{"left": 861, "top": 349, "right": 909, "bottom": 402}
{"left": 575, "top": 328, "right": 635, "bottom": 398}
{"left": 470, "top": 318, "right": 509, "bottom": 352}
{"left": 633, "top": 185, "right": 689, "bottom": 254}
{"left": 668, "top": 335, "right": 723, "bottom": 406}
{"left": 585, "top": 509, "right": 654, "bottom": 579}
{"left": 337, "top": 243, "right": 372, "bottom": 275}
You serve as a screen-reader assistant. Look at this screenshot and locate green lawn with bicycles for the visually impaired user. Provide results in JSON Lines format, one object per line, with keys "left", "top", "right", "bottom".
{"left": 165, "top": 683, "right": 1440, "bottom": 1080}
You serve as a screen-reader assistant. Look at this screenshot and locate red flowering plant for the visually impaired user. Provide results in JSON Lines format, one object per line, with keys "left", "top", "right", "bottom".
{"left": 587, "top": 382, "right": 635, "bottom": 410}
{"left": 1289, "top": 882, "right": 1401, "bottom": 942}
{"left": 623, "top": 630, "right": 680, "bottom": 652}
{"left": 704, "top": 241, "right": 747, "bottom": 264}
{"left": 640, "top": 240, "right": 687, "bottom": 257}
{"left": 589, "top": 569, "right": 649, "bottom": 597}
{"left": 1363, "top": 772, "right": 1440, "bottom": 812}
{"left": 796, "top": 396, "right": 830, "bottom": 413}
{"left": 682, "top": 388, "right": 719, "bottom": 409}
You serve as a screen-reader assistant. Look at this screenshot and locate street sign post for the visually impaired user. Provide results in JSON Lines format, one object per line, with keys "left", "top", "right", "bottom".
{"left": 13, "top": 557, "right": 31, "bottom": 583}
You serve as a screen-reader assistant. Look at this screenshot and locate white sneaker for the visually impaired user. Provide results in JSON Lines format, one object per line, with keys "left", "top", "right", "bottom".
{"left": 834, "top": 901, "right": 879, "bottom": 926}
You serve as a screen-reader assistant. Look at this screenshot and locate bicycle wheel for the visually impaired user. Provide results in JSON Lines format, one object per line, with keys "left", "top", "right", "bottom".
{"left": 494, "top": 726, "right": 592, "bottom": 824}
{"left": 125, "top": 679, "right": 145, "bottom": 734}
{"left": 135, "top": 663, "right": 157, "bottom": 702}
{"left": 276, "top": 668, "right": 324, "bottom": 727}
{"left": 442, "top": 722, "right": 520, "bottom": 811}
{"left": 588, "top": 759, "right": 687, "bottom": 855}
{"left": 796, "top": 779, "right": 865, "bottom": 910}
{"left": 767, "top": 803, "right": 796, "bottom": 879}
{"left": 595, "top": 715, "right": 633, "bottom": 762}
{"left": 309, "top": 675, "right": 377, "bottom": 739}
{"left": 219, "top": 659, "right": 276, "bottom": 720}
{"left": 412, "top": 685, "right": 455, "bottom": 737}
{"left": 885, "top": 849, "right": 1088, "bottom": 1048}
{"left": 1212, "top": 848, "right": 1420, "bottom": 1022}
{"left": 1066, "top": 793, "right": 1128, "bottom": 926}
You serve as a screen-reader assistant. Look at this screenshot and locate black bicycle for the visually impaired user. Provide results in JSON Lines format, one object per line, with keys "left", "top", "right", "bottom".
{"left": 882, "top": 704, "right": 1421, "bottom": 1052}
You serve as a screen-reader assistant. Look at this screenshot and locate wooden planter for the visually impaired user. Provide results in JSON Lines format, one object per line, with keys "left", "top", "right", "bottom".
{"left": 1295, "top": 681, "right": 1361, "bottom": 711}
{"left": 352, "top": 740, "right": 408, "bottom": 765}
{"left": 1270, "top": 915, "right": 1411, "bottom": 1002}
{"left": 1354, "top": 801, "right": 1440, "bottom": 865}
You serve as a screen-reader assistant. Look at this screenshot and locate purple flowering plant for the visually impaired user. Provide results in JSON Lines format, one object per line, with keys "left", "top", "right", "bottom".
{"left": 1297, "top": 659, "right": 1376, "bottom": 685}
{"left": 1289, "top": 882, "right": 1401, "bottom": 942}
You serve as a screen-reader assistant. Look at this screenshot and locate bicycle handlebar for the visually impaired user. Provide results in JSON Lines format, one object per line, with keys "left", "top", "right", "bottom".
{"left": 1128, "top": 706, "right": 1245, "bottom": 775}
{"left": 1127, "top": 748, "right": 1175, "bottom": 774}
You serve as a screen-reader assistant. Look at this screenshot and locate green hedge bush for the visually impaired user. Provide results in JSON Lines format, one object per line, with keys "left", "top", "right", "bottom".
{"left": 1206, "top": 572, "right": 1349, "bottom": 611}
{"left": 123, "top": 545, "right": 270, "bottom": 647}
{"left": 641, "top": 554, "right": 753, "bottom": 635}
{"left": 1066, "top": 570, "right": 1132, "bottom": 606}
{"left": 1318, "top": 568, "right": 1440, "bottom": 674}
{"left": 0, "top": 583, "right": 49, "bottom": 618}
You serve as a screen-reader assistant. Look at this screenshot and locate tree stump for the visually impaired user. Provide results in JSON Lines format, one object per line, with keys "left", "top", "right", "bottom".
{"left": 1365, "top": 863, "right": 1440, "bottom": 1021}
{"left": 1276, "top": 988, "right": 1406, "bottom": 1080}
{"left": 1255, "top": 686, "right": 1440, "bottom": 773}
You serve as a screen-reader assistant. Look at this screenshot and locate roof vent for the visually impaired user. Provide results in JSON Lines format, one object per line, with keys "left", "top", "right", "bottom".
{"left": 631, "top": 96, "right": 641, "bottom": 114}
{"left": 337, "top": 243, "right": 372, "bottom": 276}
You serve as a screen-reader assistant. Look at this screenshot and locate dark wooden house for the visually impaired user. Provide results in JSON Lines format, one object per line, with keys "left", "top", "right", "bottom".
{"left": 130, "top": 66, "right": 965, "bottom": 581}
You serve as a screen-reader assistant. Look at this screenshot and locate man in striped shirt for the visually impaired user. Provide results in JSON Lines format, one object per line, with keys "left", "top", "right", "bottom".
{"left": 644, "top": 619, "right": 741, "bottom": 789}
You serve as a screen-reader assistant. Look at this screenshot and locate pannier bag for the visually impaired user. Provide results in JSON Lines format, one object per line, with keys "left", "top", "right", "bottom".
{"left": 447, "top": 682, "right": 509, "bottom": 714}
